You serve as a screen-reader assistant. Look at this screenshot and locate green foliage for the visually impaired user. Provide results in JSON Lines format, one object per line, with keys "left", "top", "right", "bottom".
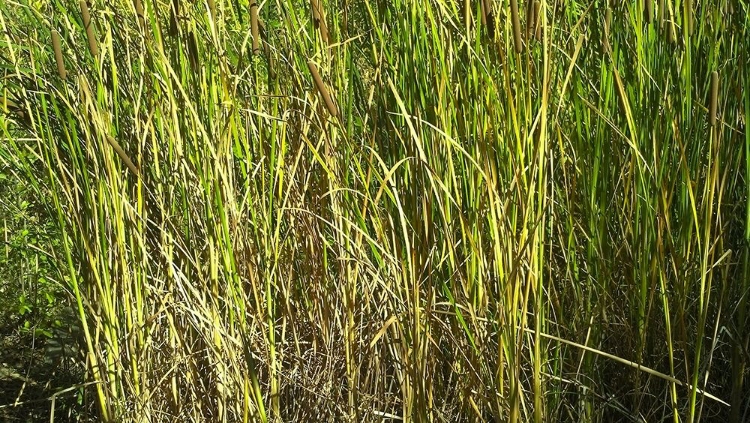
{"left": 0, "top": 0, "right": 748, "bottom": 422}
{"left": 0, "top": 156, "right": 62, "bottom": 338}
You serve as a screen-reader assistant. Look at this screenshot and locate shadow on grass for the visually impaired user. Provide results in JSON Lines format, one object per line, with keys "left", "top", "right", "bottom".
{"left": 0, "top": 319, "right": 95, "bottom": 422}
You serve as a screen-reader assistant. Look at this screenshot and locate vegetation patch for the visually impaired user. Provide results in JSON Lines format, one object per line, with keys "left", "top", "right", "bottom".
{"left": 0, "top": 0, "right": 748, "bottom": 421}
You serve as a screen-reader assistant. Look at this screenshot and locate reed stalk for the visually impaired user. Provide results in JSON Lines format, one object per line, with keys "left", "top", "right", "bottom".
{"left": 0, "top": 1, "right": 744, "bottom": 421}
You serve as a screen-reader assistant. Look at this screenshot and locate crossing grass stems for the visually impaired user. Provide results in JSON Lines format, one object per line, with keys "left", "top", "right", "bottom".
{"left": 0, "top": 0, "right": 748, "bottom": 421}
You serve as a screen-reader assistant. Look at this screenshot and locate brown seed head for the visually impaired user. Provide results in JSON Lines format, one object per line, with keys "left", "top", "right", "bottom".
{"left": 307, "top": 60, "right": 338, "bottom": 118}
{"left": 80, "top": 0, "right": 98, "bottom": 57}
{"left": 106, "top": 135, "right": 141, "bottom": 178}
{"left": 510, "top": 0, "right": 522, "bottom": 53}
{"left": 250, "top": 1, "right": 260, "bottom": 54}
{"left": 52, "top": 30, "right": 67, "bottom": 80}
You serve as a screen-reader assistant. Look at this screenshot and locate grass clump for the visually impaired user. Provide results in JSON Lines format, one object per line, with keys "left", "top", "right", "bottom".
{"left": 0, "top": 0, "right": 748, "bottom": 422}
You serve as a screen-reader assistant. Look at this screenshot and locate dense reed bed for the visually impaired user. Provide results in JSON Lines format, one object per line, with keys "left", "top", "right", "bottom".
{"left": 0, "top": 0, "right": 748, "bottom": 421}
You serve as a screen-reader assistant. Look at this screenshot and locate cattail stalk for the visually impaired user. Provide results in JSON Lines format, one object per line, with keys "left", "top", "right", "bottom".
{"left": 80, "top": 1, "right": 98, "bottom": 57}
{"left": 484, "top": 0, "right": 495, "bottom": 39}
{"left": 307, "top": 60, "right": 338, "bottom": 118}
{"left": 310, "top": 0, "right": 329, "bottom": 44}
{"left": 134, "top": 0, "right": 145, "bottom": 29}
{"left": 106, "top": 136, "right": 141, "bottom": 178}
{"left": 534, "top": 1, "right": 541, "bottom": 40}
{"left": 52, "top": 30, "right": 67, "bottom": 80}
{"left": 659, "top": 0, "right": 666, "bottom": 28}
{"left": 645, "top": 0, "right": 652, "bottom": 24}
{"left": 510, "top": 0, "right": 522, "bottom": 53}
{"left": 709, "top": 71, "right": 719, "bottom": 127}
{"left": 250, "top": 1, "right": 259, "bottom": 54}
{"left": 525, "top": 0, "right": 535, "bottom": 41}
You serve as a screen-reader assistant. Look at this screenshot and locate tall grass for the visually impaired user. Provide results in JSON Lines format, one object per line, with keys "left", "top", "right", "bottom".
{"left": 0, "top": 0, "right": 747, "bottom": 421}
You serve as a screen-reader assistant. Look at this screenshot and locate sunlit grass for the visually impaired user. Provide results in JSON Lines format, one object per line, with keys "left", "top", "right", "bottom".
{"left": 0, "top": 0, "right": 747, "bottom": 421}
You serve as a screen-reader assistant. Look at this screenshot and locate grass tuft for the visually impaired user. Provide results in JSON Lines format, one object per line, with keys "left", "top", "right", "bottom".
{"left": 0, "top": 1, "right": 746, "bottom": 422}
